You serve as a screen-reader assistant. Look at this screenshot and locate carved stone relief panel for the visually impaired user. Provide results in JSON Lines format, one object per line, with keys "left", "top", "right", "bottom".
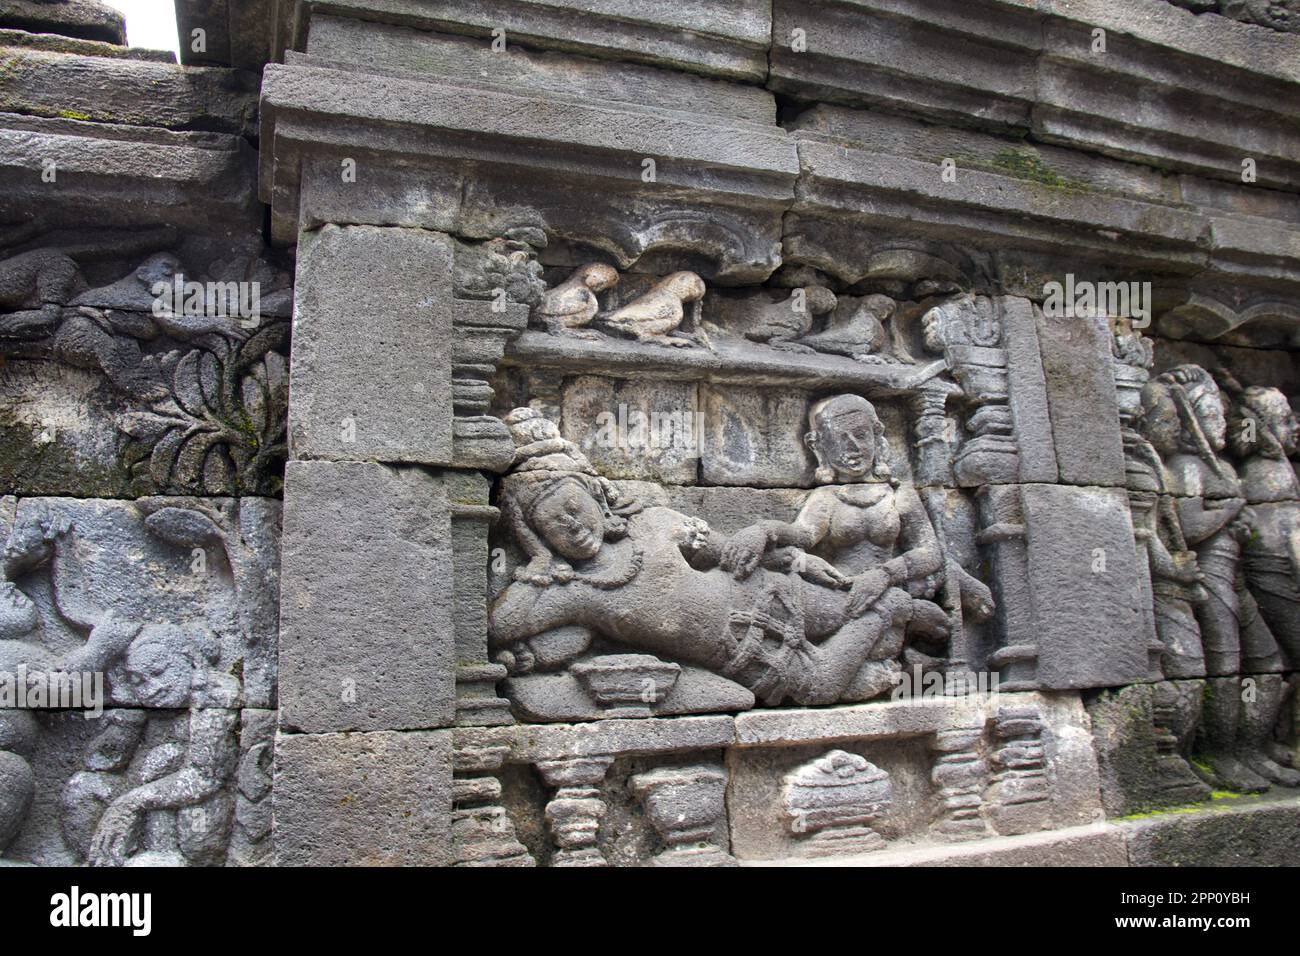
{"left": 0, "top": 494, "right": 280, "bottom": 865}
{"left": 0, "top": 236, "right": 291, "bottom": 497}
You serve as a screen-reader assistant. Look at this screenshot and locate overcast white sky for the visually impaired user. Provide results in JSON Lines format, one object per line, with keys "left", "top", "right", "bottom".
{"left": 103, "top": 0, "right": 180, "bottom": 56}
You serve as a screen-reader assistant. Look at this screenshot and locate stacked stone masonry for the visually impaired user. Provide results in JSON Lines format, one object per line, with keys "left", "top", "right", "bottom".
{"left": 0, "top": 0, "right": 1298, "bottom": 867}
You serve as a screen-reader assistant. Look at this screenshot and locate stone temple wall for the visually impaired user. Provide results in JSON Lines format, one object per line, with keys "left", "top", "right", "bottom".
{"left": 0, "top": 0, "right": 1298, "bottom": 867}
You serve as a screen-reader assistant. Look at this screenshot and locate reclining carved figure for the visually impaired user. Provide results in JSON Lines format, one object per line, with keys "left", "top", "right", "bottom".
{"left": 488, "top": 403, "right": 953, "bottom": 707}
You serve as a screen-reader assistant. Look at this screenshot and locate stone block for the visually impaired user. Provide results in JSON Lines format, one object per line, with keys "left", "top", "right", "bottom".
{"left": 282, "top": 0, "right": 772, "bottom": 81}
{"left": 279, "top": 460, "right": 455, "bottom": 733}
{"left": 1019, "top": 484, "right": 1149, "bottom": 689}
{"left": 1033, "top": 307, "right": 1126, "bottom": 487}
{"left": 699, "top": 384, "right": 814, "bottom": 487}
{"left": 559, "top": 375, "right": 699, "bottom": 484}
{"left": 302, "top": 15, "right": 776, "bottom": 125}
{"left": 0, "top": 0, "right": 124, "bottom": 44}
{"left": 289, "top": 224, "right": 455, "bottom": 464}
{"left": 1122, "top": 793, "right": 1300, "bottom": 866}
{"left": 273, "top": 728, "right": 453, "bottom": 866}
{"left": 791, "top": 822, "right": 1129, "bottom": 867}
{"left": 0, "top": 45, "right": 259, "bottom": 137}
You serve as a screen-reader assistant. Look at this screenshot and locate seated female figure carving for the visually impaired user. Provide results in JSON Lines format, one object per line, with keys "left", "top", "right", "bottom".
{"left": 720, "top": 395, "right": 968, "bottom": 652}
{"left": 488, "top": 407, "right": 940, "bottom": 707}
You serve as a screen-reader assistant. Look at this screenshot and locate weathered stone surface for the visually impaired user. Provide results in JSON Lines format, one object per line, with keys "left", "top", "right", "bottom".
{"left": 558, "top": 375, "right": 699, "bottom": 484}
{"left": 773, "top": 0, "right": 1300, "bottom": 192}
{"left": 0, "top": 46, "right": 259, "bottom": 137}
{"left": 289, "top": 224, "right": 454, "bottom": 464}
{"left": 258, "top": 61, "right": 799, "bottom": 246}
{"left": 278, "top": 0, "right": 772, "bottom": 81}
{"left": 1121, "top": 793, "right": 1300, "bottom": 866}
{"left": 273, "top": 728, "right": 453, "bottom": 866}
{"left": 0, "top": 115, "right": 260, "bottom": 234}
{"left": 279, "top": 460, "right": 455, "bottom": 733}
{"left": 1086, "top": 681, "right": 1212, "bottom": 817}
{"left": 0, "top": 27, "right": 172, "bottom": 60}
{"left": 5, "top": 706, "right": 271, "bottom": 866}
{"left": 1001, "top": 295, "right": 1058, "bottom": 484}
{"left": 769, "top": 822, "right": 1128, "bottom": 867}
{"left": 301, "top": 15, "right": 776, "bottom": 125}
{"left": 0, "top": 237, "right": 290, "bottom": 497}
{"left": 1033, "top": 307, "right": 1126, "bottom": 487}
{"left": 1017, "top": 484, "right": 1149, "bottom": 689}
{"left": 2, "top": 495, "right": 280, "bottom": 708}
{"left": 699, "top": 384, "right": 815, "bottom": 488}
{"left": 0, "top": 0, "right": 124, "bottom": 45}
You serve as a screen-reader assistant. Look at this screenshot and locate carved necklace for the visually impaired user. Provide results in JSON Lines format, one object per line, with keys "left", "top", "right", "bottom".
{"left": 568, "top": 540, "right": 644, "bottom": 590}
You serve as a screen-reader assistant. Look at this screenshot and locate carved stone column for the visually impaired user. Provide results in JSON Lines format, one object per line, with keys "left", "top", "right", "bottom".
{"left": 630, "top": 764, "right": 736, "bottom": 867}
{"left": 984, "top": 705, "right": 1051, "bottom": 835}
{"left": 452, "top": 744, "right": 534, "bottom": 867}
{"left": 536, "top": 756, "right": 615, "bottom": 867}
{"left": 928, "top": 724, "right": 991, "bottom": 840}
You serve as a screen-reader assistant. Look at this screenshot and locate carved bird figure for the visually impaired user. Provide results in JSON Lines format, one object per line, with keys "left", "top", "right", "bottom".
{"left": 603, "top": 271, "right": 706, "bottom": 348}
{"left": 798, "top": 293, "right": 895, "bottom": 362}
{"left": 743, "top": 286, "right": 838, "bottom": 352}
{"left": 533, "top": 263, "right": 619, "bottom": 338}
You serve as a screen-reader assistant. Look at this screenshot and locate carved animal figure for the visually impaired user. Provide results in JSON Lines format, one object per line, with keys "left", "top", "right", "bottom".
{"left": 603, "top": 271, "right": 706, "bottom": 348}
{"left": 742, "top": 286, "right": 837, "bottom": 352}
{"left": 797, "top": 293, "right": 894, "bottom": 362}
{"left": 533, "top": 263, "right": 619, "bottom": 337}
{"left": 0, "top": 248, "right": 81, "bottom": 339}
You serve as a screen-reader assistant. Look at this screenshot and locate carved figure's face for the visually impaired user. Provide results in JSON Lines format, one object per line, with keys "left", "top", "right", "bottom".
{"left": 582, "top": 264, "right": 619, "bottom": 292}
{"left": 666, "top": 272, "right": 706, "bottom": 302}
{"left": 125, "top": 629, "right": 192, "bottom": 708}
{"left": 816, "top": 410, "right": 877, "bottom": 478}
{"left": 134, "top": 254, "right": 181, "bottom": 288}
{"left": 2, "top": 520, "right": 51, "bottom": 576}
{"left": 533, "top": 481, "right": 605, "bottom": 561}
{"left": 1258, "top": 390, "right": 1299, "bottom": 456}
{"left": 1139, "top": 384, "right": 1180, "bottom": 458}
{"left": 1193, "top": 391, "right": 1228, "bottom": 452}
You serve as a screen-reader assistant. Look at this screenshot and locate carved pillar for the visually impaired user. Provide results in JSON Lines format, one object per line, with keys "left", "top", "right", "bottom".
{"left": 928, "top": 723, "right": 991, "bottom": 840}
{"left": 452, "top": 744, "right": 534, "bottom": 867}
{"left": 536, "top": 756, "right": 614, "bottom": 867}
{"left": 630, "top": 764, "right": 736, "bottom": 867}
{"left": 1114, "top": 358, "right": 1166, "bottom": 679}
{"left": 449, "top": 476, "right": 512, "bottom": 727}
{"left": 984, "top": 705, "right": 1051, "bottom": 835}
{"left": 975, "top": 485, "right": 1035, "bottom": 688}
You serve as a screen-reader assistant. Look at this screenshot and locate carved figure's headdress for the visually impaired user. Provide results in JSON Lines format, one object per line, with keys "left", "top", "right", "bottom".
{"left": 500, "top": 408, "right": 641, "bottom": 534}
{"left": 1154, "top": 365, "right": 1228, "bottom": 478}
{"left": 1227, "top": 385, "right": 1295, "bottom": 461}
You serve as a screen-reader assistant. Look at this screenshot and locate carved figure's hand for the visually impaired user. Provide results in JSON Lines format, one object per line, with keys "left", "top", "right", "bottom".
{"left": 88, "top": 798, "right": 141, "bottom": 867}
{"left": 790, "top": 551, "right": 849, "bottom": 589}
{"left": 846, "top": 569, "right": 891, "bottom": 618}
{"left": 720, "top": 526, "right": 769, "bottom": 580}
{"left": 962, "top": 577, "right": 996, "bottom": 621}
{"left": 514, "top": 556, "right": 571, "bottom": 586}
{"left": 87, "top": 611, "right": 142, "bottom": 659}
